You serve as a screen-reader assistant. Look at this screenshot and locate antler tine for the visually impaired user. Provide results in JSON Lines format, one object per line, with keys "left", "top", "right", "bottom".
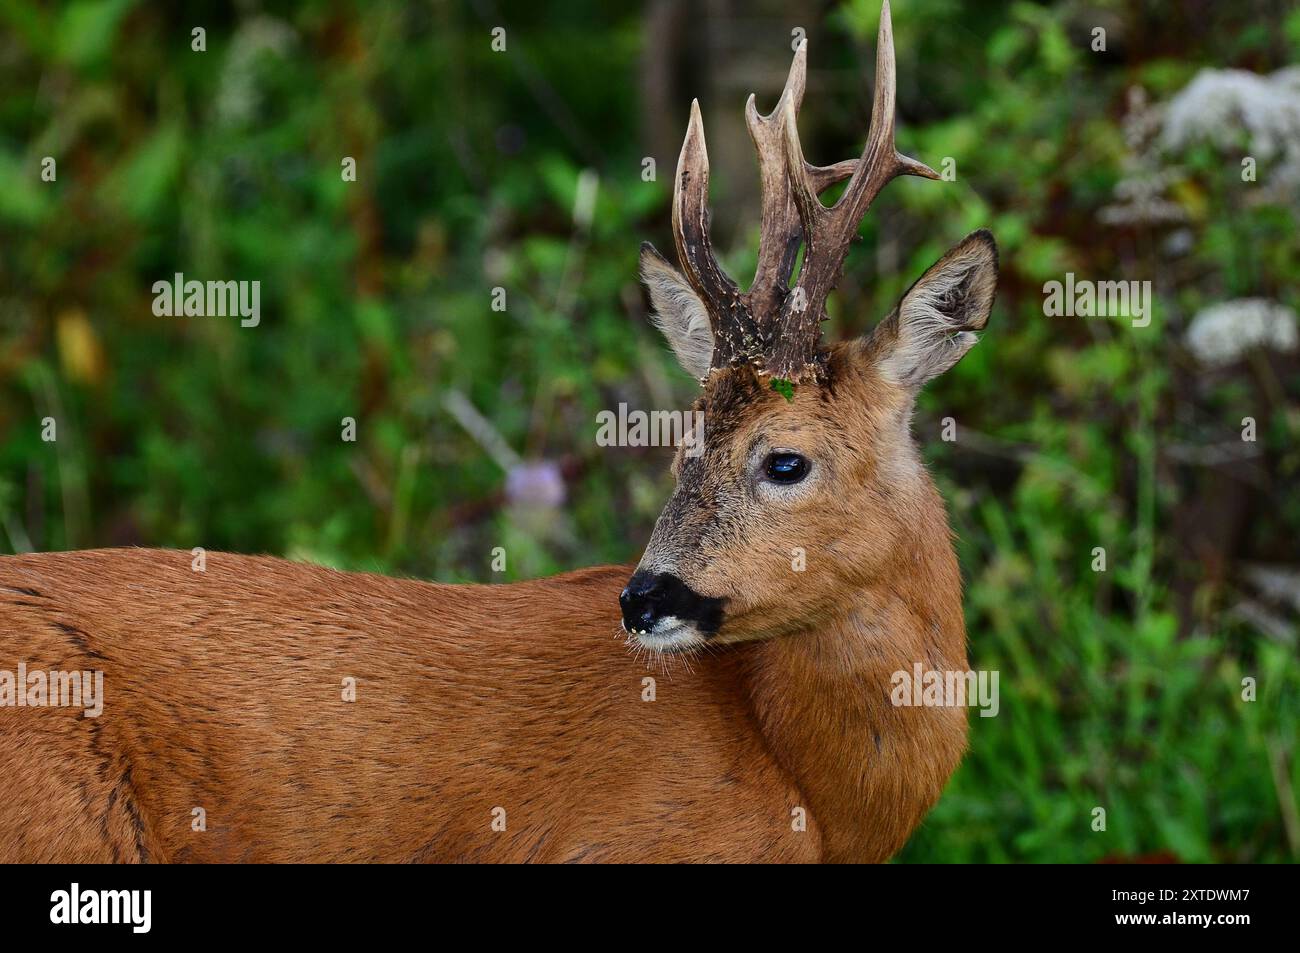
{"left": 772, "top": 0, "right": 939, "bottom": 380}
{"left": 744, "top": 39, "right": 807, "bottom": 323}
{"left": 745, "top": 39, "right": 859, "bottom": 330}
{"left": 672, "top": 99, "right": 754, "bottom": 367}
{"left": 845, "top": 0, "right": 941, "bottom": 217}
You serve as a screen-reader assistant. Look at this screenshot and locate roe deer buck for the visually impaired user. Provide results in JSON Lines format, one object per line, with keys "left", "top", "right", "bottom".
{"left": 0, "top": 0, "right": 996, "bottom": 863}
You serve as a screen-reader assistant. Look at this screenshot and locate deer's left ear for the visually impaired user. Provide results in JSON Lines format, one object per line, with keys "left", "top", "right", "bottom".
{"left": 640, "top": 242, "right": 714, "bottom": 379}
{"left": 869, "top": 229, "right": 998, "bottom": 389}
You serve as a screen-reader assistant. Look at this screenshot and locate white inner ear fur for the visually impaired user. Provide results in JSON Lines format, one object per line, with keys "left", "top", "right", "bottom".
{"left": 876, "top": 232, "right": 998, "bottom": 389}
{"left": 640, "top": 247, "right": 714, "bottom": 379}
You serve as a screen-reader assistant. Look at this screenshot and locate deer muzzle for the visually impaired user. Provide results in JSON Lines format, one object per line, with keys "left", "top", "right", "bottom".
{"left": 619, "top": 569, "right": 726, "bottom": 643}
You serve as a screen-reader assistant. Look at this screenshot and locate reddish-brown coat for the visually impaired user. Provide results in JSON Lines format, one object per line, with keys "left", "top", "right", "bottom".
{"left": 0, "top": 539, "right": 963, "bottom": 863}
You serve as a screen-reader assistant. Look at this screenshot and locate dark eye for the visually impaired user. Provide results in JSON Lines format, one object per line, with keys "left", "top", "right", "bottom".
{"left": 764, "top": 452, "right": 809, "bottom": 484}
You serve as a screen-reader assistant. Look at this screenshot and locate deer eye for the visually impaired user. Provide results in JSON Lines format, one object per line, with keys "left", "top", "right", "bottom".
{"left": 763, "top": 451, "right": 809, "bottom": 484}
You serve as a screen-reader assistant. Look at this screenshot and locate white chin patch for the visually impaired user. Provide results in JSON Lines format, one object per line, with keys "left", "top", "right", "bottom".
{"left": 624, "top": 615, "right": 707, "bottom": 653}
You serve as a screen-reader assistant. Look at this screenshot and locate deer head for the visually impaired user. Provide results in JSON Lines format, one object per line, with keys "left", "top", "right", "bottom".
{"left": 621, "top": 1, "right": 998, "bottom": 653}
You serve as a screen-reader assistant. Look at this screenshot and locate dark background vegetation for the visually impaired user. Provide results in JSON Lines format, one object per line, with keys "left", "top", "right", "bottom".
{"left": 1, "top": 0, "right": 1297, "bottom": 862}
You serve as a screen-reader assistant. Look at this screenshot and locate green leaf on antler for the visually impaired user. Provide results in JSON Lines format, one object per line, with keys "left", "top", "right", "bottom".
{"left": 770, "top": 377, "right": 795, "bottom": 403}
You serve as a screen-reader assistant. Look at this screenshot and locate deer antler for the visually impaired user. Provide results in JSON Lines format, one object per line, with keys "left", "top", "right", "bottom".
{"left": 671, "top": 99, "right": 758, "bottom": 367}
{"left": 669, "top": 0, "right": 937, "bottom": 382}
{"left": 743, "top": 40, "right": 856, "bottom": 337}
{"left": 773, "top": 0, "right": 939, "bottom": 379}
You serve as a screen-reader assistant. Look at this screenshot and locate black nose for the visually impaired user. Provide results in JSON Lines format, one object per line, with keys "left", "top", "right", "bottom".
{"left": 619, "top": 569, "right": 726, "bottom": 636}
{"left": 619, "top": 570, "right": 667, "bottom": 634}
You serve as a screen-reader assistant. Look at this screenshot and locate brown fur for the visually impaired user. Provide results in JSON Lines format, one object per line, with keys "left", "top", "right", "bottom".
{"left": 633, "top": 342, "right": 973, "bottom": 861}
{"left": 0, "top": 338, "right": 970, "bottom": 864}
{"left": 1, "top": 552, "right": 818, "bottom": 862}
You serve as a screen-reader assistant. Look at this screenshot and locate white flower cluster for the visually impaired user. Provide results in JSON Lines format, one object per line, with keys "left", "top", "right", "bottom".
{"left": 215, "top": 17, "right": 299, "bottom": 126}
{"left": 1162, "top": 67, "right": 1300, "bottom": 186}
{"left": 1185, "top": 298, "right": 1298, "bottom": 366}
{"left": 1099, "top": 88, "right": 1187, "bottom": 226}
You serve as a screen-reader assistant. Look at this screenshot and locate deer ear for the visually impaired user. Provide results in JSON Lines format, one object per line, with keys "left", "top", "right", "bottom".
{"left": 640, "top": 242, "right": 714, "bottom": 379}
{"left": 870, "top": 230, "right": 998, "bottom": 389}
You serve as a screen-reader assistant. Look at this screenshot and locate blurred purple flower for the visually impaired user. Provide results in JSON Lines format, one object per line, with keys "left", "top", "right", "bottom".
{"left": 505, "top": 460, "right": 566, "bottom": 508}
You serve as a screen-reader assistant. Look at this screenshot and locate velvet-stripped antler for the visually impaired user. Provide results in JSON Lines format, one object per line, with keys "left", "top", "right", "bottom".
{"left": 774, "top": 0, "right": 939, "bottom": 378}
{"left": 667, "top": 0, "right": 938, "bottom": 382}
{"left": 743, "top": 40, "right": 856, "bottom": 345}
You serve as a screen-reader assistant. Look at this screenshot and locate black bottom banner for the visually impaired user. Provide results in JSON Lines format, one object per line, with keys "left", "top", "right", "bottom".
{"left": 0, "top": 861, "right": 1284, "bottom": 941}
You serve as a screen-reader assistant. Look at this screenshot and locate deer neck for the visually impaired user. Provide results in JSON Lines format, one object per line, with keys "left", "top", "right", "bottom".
{"left": 741, "top": 506, "right": 970, "bottom": 862}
